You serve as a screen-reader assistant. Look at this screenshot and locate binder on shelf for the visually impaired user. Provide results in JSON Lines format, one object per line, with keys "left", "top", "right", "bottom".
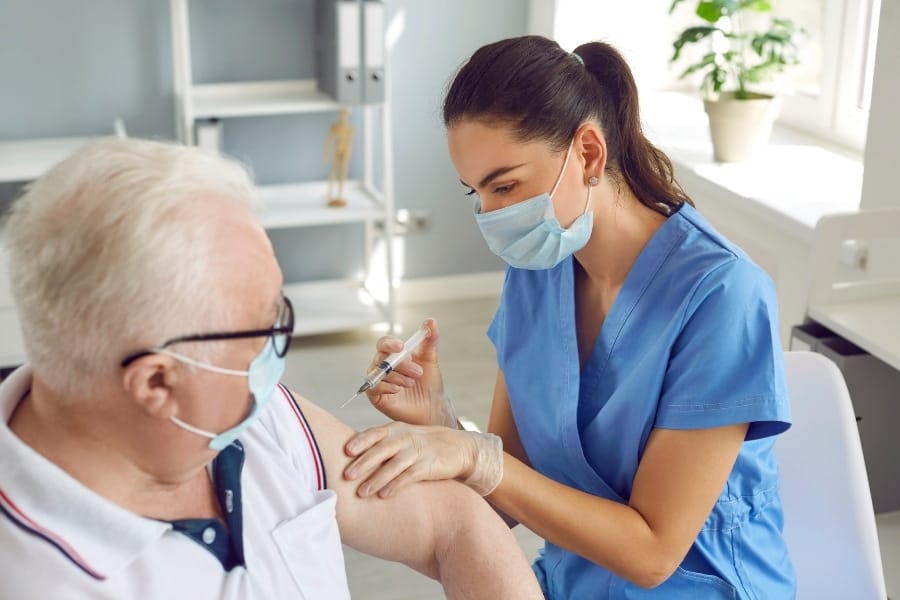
{"left": 316, "top": 0, "right": 362, "bottom": 104}
{"left": 361, "top": 0, "right": 385, "bottom": 104}
{"left": 195, "top": 118, "right": 223, "bottom": 155}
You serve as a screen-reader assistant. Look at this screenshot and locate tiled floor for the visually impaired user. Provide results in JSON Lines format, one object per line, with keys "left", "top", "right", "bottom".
{"left": 283, "top": 296, "right": 898, "bottom": 599}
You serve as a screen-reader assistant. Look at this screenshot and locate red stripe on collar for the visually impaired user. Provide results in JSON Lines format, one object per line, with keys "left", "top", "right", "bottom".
{"left": 0, "top": 487, "right": 106, "bottom": 580}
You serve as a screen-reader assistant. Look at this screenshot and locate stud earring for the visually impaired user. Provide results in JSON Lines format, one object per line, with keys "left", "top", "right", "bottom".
{"left": 588, "top": 175, "right": 599, "bottom": 186}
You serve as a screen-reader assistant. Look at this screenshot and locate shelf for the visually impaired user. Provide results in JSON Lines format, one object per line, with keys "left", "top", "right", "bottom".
{"left": 256, "top": 180, "right": 384, "bottom": 229}
{"left": 0, "top": 307, "right": 25, "bottom": 368}
{"left": 169, "top": 1, "right": 396, "bottom": 336}
{"left": 284, "top": 279, "right": 388, "bottom": 336}
{"left": 0, "top": 245, "right": 13, "bottom": 308}
{"left": 808, "top": 296, "right": 900, "bottom": 372}
{"left": 0, "top": 136, "right": 98, "bottom": 183}
{"left": 190, "top": 79, "right": 342, "bottom": 119}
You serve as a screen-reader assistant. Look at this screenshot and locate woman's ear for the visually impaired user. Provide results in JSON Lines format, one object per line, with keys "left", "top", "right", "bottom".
{"left": 575, "top": 123, "right": 607, "bottom": 183}
{"left": 122, "top": 355, "right": 180, "bottom": 420}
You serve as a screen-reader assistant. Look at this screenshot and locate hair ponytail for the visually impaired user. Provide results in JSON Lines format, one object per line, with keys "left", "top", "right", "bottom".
{"left": 444, "top": 36, "right": 691, "bottom": 216}
{"left": 574, "top": 42, "right": 691, "bottom": 214}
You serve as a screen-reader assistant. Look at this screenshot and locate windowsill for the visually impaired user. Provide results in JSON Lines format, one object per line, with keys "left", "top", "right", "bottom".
{"left": 642, "top": 92, "right": 864, "bottom": 244}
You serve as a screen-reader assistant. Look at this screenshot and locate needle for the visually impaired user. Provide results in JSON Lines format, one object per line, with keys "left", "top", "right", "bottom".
{"left": 341, "top": 325, "right": 429, "bottom": 408}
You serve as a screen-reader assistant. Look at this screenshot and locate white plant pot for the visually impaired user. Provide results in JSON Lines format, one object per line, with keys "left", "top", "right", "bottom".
{"left": 704, "top": 92, "right": 781, "bottom": 162}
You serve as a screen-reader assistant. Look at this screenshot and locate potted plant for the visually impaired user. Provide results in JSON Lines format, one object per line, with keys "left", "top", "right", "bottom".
{"left": 669, "top": 0, "right": 803, "bottom": 162}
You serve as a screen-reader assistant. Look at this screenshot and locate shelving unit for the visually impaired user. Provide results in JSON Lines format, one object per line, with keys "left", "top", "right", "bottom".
{"left": 0, "top": 238, "right": 25, "bottom": 368}
{"left": 0, "top": 136, "right": 99, "bottom": 183}
{"left": 0, "top": 136, "right": 112, "bottom": 368}
{"left": 170, "top": 0, "right": 396, "bottom": 337}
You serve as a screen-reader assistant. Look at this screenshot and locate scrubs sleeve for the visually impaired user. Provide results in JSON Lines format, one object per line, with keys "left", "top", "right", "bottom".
{"left": 657, "top": 258, "right": 791, "bottom": 440}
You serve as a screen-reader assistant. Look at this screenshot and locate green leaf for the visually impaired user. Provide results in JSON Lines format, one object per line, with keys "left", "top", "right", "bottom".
{"left": 738, "top": 0, "right": 772, "bottom": 12}
{"left": 703, "top": 65, "right": 728, "bottom": 94}
{"left": 669, "top": 0, "right": 804, "bottom": 94}
{"left": 678, "top": 52, "right": 718, "bottom": 78}
{"left": 671, "top": 25, "right": 719, "bottom": 62}
{"left": 668, "top": 0, "right": 687, "bottom": 14}
{"left": 696, "top": 1, "right": 725, "bottom": 22}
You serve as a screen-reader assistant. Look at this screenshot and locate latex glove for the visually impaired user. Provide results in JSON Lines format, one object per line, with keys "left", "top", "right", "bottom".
{"left": 364, "top": 319, "right": 459, "bottom": 428}
{"left": 343, "top": 422, "right": 503, "bottom": 497}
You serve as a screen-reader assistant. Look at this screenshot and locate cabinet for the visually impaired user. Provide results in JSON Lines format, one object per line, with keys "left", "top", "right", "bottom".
{"left": 169, "top": 0, "right": 396, "bottom": 336}
{"left": 789, "top": 208, "right": 900, "bottom": 513}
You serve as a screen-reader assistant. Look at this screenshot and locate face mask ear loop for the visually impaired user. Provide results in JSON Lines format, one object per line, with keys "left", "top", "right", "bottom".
{"left": 583, "top": 184, "right": 593, "bottom": 215}
{"left": 170, "top": 415, "right": 216, "bottom": 439}
{"left": 549, "top": 140, "right": 575, "bottom": 199}
{"left": 582, "top": 174, "right": 599, "bottom": 215}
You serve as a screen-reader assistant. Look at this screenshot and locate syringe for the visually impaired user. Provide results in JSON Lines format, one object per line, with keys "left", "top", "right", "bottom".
{"left": 341, "top": 325, "right": 430, "bottom": 408}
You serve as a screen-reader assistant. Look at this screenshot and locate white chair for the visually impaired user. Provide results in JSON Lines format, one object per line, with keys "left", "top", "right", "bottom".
{"left": 777, "top": 351, "right": 888, "bottom": 599}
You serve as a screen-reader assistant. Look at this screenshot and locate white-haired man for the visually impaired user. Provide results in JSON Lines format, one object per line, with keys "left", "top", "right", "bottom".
{"left": 0, "top": 137, "right": 541, "bottom": 599}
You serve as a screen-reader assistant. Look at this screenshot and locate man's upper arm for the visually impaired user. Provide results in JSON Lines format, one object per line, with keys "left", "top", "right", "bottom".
{"left": 290, "top": 391, "right": 544, "bottom": 599}
{"left": 293, "top": 392, "right": 453, "bottom": 576}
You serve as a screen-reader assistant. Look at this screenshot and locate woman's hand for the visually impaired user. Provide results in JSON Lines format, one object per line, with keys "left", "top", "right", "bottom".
{"left": 365, "top": 319, "right": 458, "bottom": 427}
{"left": 343, "top": 422, "right": 503, "bottom": 498}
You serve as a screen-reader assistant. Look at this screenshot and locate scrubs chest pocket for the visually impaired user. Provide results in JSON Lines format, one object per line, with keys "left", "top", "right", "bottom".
{"left": 271, "top": 490, "right": 350, "bottom": 600}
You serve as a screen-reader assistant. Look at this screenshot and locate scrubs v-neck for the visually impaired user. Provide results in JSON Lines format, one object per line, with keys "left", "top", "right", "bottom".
{"left": 488, "top": 203, "right": 795, "bottom": 599}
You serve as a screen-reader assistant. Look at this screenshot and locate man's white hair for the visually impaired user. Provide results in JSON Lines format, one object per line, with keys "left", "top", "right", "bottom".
{"left": 4, "top": 137, "right": 261, "bottom": 395}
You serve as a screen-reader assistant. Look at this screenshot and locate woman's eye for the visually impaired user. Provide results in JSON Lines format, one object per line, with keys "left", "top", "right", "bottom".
{"left": 464, "top": 186, "right": 477, "bottom": 197}
{"left": 493, "top": 183, "right": 515, "bottom": 195}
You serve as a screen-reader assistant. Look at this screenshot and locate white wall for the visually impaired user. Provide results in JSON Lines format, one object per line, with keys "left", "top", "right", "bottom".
{"left": 529, "top": 0, "right": 695, "bottom": 94}
{"left": 861, "top": 0, "right": 899, "bottom": 211}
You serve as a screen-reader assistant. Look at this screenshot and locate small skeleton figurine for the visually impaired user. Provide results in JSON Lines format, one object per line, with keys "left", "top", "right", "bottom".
{"left": 323, "top": 107, "right": 353, "bottom": 207}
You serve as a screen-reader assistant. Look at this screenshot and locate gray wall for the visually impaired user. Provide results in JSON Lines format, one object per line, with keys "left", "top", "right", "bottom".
{"left": 0, "top": 0, "right": 525, "bottom": 280}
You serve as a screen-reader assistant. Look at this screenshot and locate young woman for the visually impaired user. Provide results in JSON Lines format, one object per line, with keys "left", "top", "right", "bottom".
{"left": 343, "top": 36, "right": 795, "bottom": 598}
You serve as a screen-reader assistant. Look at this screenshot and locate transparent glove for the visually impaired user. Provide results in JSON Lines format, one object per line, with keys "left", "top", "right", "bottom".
{"left": 364, "top": 319, "right": 459, "bottom": 428}
{"left": 343, "top": 422, "right": 504, "bottom": 497}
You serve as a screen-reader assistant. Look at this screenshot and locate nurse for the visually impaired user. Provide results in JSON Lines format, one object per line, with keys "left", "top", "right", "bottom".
{"left": 344, "top": 36, "right": 796, "bottom": 598}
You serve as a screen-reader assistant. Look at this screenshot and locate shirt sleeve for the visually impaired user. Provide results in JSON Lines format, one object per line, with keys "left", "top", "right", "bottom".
{"left": 255, "top": 384, "right": 327, "bottom": 492}
{"left": 656, "top": 257, "right": 791, "bottom": 440}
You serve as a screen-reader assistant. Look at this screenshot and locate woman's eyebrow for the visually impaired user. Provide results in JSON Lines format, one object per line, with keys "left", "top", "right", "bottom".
{"left": 460, "top": 163, "right": 527, "bottom": 190}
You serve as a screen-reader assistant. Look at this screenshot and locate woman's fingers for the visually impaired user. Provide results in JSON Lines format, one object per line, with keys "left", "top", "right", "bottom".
{"left": 388, "top": 359, "right": 424, "bottom": 379}
{"left": 356, "top": 448, "right": 421, "bottom": 497}
{"left": 375, "top": 335, "right": 405, "bottom": 355}
{"left": 344, "top": 424, "right": 391, "bottom": 458}
{"left": 375, "top": 465, "right": 425, "bottom": 498}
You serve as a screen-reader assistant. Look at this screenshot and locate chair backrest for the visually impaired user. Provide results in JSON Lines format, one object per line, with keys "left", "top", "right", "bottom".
{"left": 776, "top": 351, "right": 887, "bottom": 599}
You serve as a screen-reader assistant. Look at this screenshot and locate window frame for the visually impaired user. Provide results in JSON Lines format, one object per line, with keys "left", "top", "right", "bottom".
{"left": 778, "top": 0, "right": 881, "bottom": 151}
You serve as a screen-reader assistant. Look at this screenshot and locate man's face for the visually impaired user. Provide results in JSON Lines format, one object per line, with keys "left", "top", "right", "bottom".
{"left": 169, "top": 200, "right": 285, "bottom": 452}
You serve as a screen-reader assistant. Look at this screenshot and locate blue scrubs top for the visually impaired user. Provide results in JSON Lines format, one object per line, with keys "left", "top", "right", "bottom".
{"left": 488, "top": 203, "right": 795, "bottom": 599}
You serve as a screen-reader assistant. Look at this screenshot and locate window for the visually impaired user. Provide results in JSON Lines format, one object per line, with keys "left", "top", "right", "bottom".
{"left": 777, "top": 0, "right": 881, "bottom": 150}
{"left": 543, "top": 0, "right": 882, "bottom": 152}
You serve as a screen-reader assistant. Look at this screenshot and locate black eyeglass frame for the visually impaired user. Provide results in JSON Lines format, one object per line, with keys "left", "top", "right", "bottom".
{"left": 120, "top": 294, "right": 295, "bottom": 367}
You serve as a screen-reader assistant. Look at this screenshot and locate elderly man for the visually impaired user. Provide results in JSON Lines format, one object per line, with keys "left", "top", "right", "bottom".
{"left": 0, "top": 138, "right": 541, "bottom": 599}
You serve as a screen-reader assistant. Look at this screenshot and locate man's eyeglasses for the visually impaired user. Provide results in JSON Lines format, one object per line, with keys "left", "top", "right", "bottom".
{"left": 120, "top": 294, "right": 295, "bottom": 367}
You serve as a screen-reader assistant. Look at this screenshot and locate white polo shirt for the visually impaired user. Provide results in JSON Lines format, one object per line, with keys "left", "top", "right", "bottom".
{"left": 0, "top": 366, "right": 351, "bottom": 599}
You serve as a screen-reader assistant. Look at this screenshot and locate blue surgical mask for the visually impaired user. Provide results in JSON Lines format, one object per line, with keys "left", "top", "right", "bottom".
{"left": 474, "top": 140, "right": 594, "bottom": 270}
{"left": 163, "top": 340, "right": 285, "bottom": 451}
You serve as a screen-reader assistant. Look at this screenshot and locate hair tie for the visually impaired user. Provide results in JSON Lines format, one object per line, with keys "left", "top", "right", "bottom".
{"left": 571, "top": 52, "right": 584, "bottom": 66}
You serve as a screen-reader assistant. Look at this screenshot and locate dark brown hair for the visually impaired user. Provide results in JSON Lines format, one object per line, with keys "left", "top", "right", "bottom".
{"left": 442, "top": 36, "right": 691, "bottom": 215}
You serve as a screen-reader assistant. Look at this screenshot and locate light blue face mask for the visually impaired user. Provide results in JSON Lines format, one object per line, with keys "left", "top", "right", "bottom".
{"left": 474, "top": 140, "right": 595, "bottom": 270}
{"left": 163, "top": 340, "right": 285, "bottom": 451}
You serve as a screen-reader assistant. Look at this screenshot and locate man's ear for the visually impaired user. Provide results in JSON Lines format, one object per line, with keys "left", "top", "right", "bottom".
{"left": 122, "top": 355, "right": 180, "bottom": 420}
{"left": 575, "top": 122, "right": 607, "bottom": 183}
